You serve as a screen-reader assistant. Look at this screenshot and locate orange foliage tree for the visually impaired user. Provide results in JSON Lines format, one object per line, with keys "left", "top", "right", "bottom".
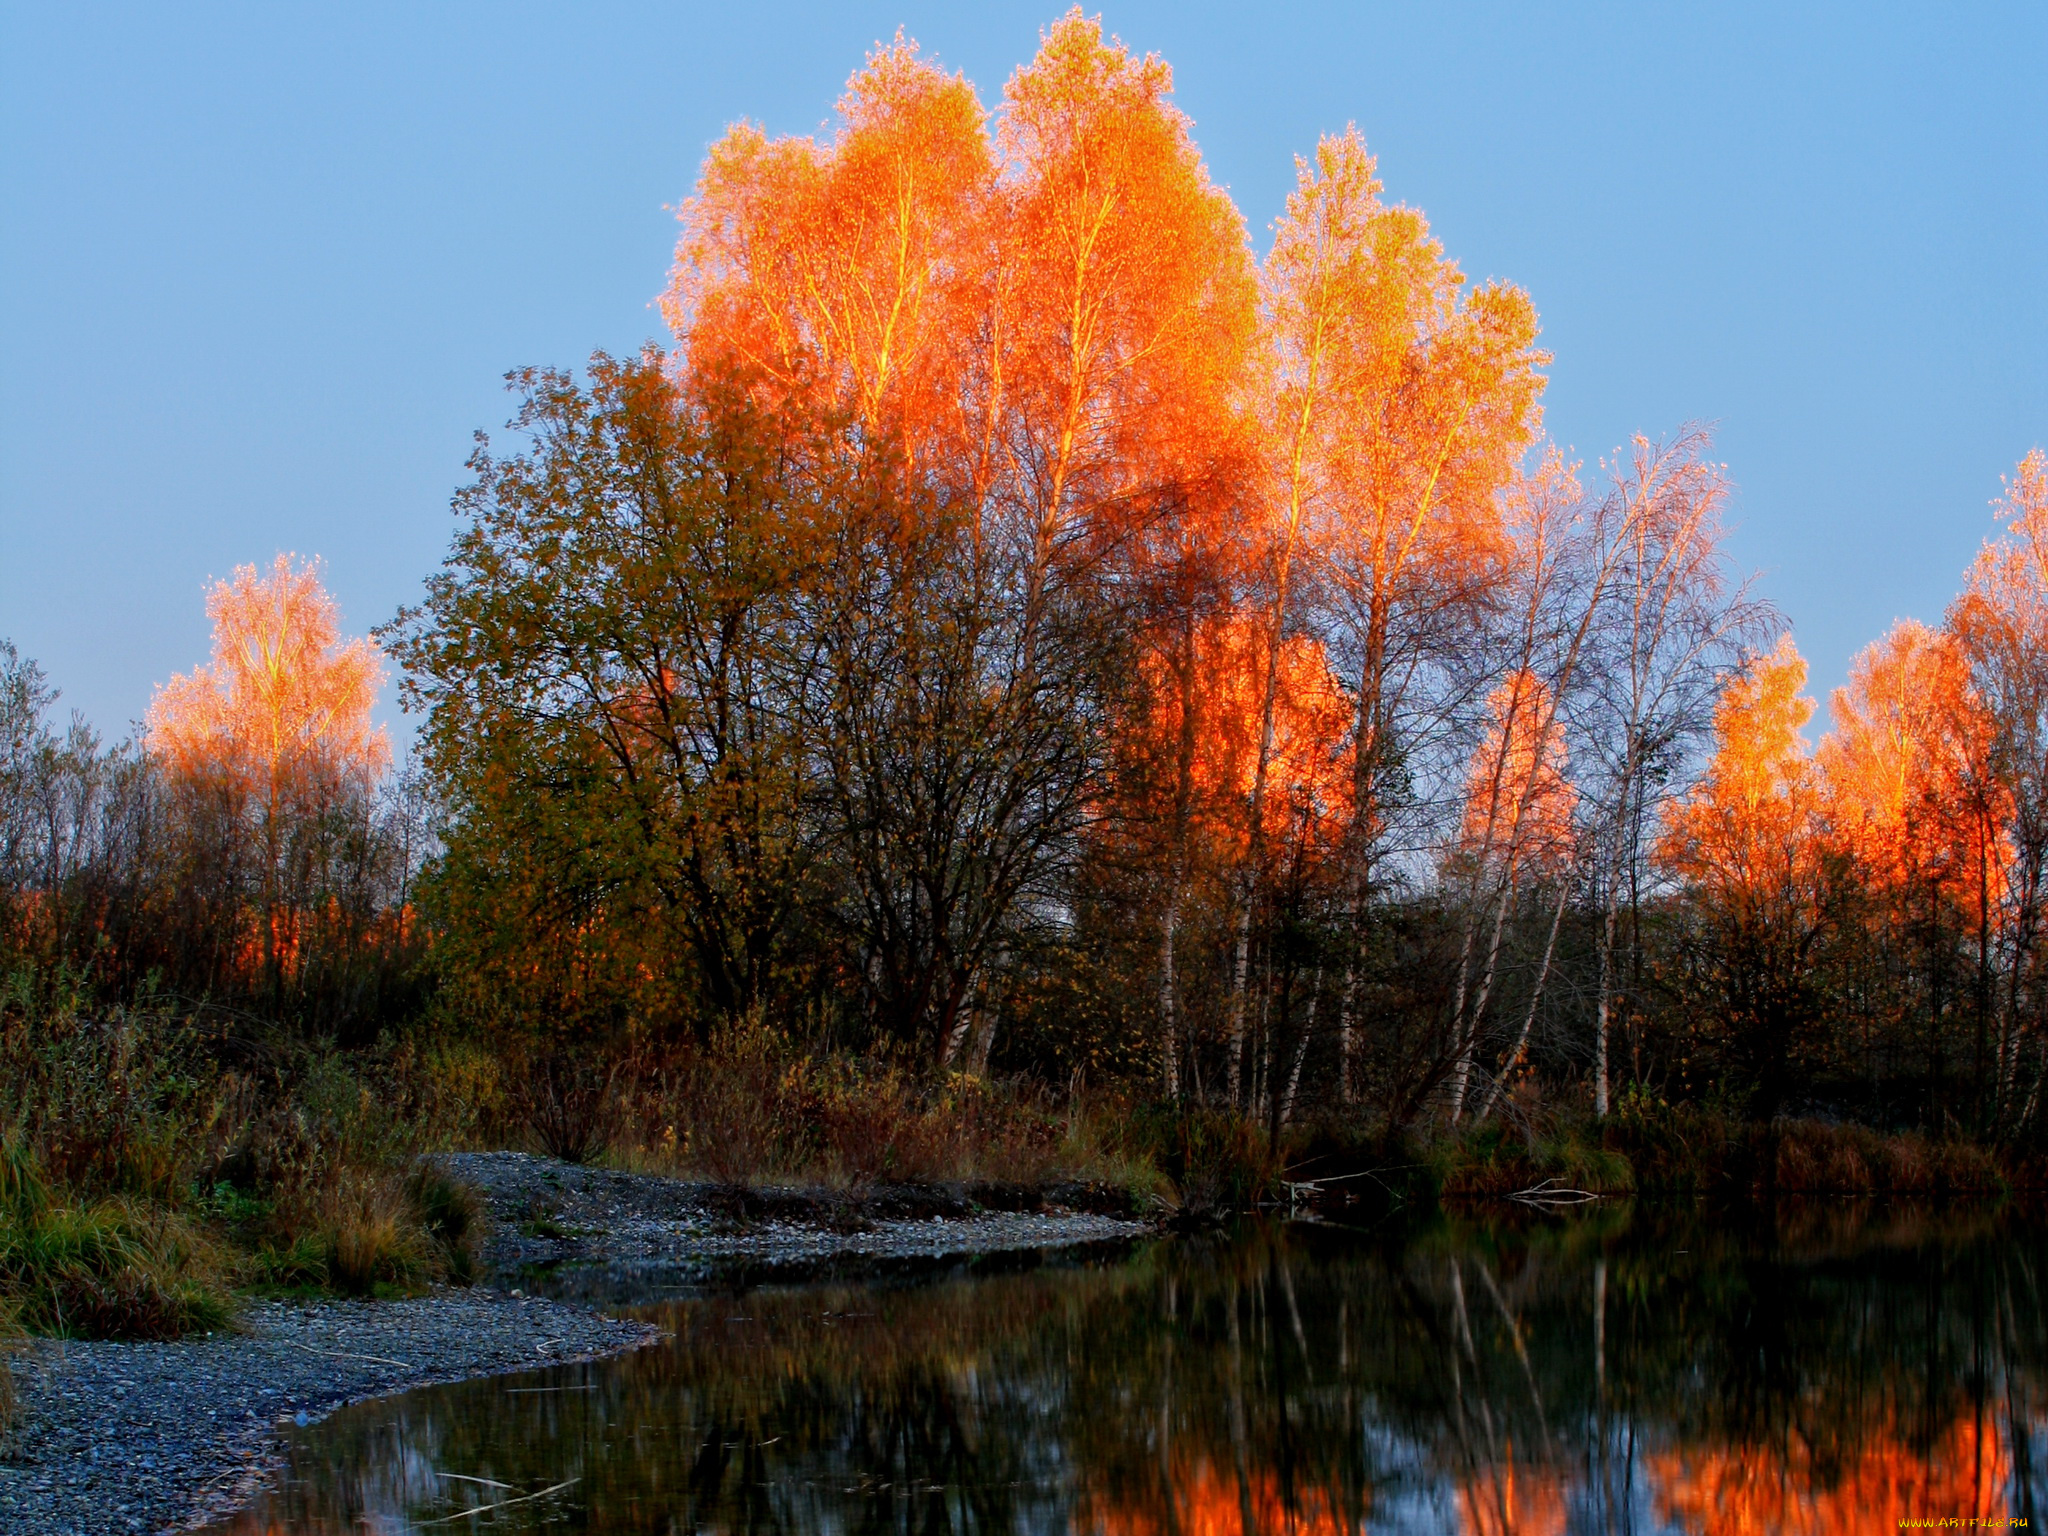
{"left": 1660, "top": 636, "right": 1832, "bottom": 1114}
{"left": 148, "top": 553, "right": 388, "bottom": 802}
{"left": 146, "top": 553, "right": 391, "bottom": 1002}
{"left": 1820, "top": 619, "right": 2010, "bottom": 1120}
{"left": 1261, "top": 128, "right": 1545, "bottom": 1102}
{"left": 667, "top": 12, "right": 1262, "bottom": 1067}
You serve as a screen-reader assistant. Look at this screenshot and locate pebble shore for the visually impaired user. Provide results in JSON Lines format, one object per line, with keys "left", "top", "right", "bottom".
{"left": 0, "top": 1290, "right": 660, "bottom": 1536}
{"left": 0, "top": 1152, "right": 1151, "bottom": 1534}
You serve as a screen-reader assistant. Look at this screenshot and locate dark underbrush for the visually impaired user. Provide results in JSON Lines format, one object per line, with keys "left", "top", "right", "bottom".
{"left": 0, "top": 982, "right": 489, "bottom": 1351}
{"left": 3, "top": 967, "right": 2037, "bottom": 1462}
{"left": 1272, "top": 1094, "right": 2030, "bottom": 1217}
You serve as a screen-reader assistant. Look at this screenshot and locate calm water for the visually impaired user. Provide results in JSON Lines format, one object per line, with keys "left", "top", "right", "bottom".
{"left": 210, "top": 1207, "right": 2047, "bottom": 1534}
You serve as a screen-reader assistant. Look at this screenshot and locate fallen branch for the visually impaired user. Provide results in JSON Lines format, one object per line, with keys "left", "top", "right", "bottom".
{"left": 280, "top": 1340, "right": 413, "bottom": 1370}
{"left": 417, "top": 1477, "right": 580, "bottom": 1526}
{"left": 1507, "top": 1176, "right": 1600, "bottom": 1206}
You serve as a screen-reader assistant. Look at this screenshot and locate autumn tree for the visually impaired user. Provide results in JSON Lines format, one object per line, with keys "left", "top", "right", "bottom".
{"left": 1454, "top": 666, "right": 1577, "bottom": 1121}
{"left": 667, "top": 34, "right": 992, "bottom": 452}
{"left": 1660, "top": 637, "right": 1833, "bottom": 1117}
{"left": 1439, "top": 459, "right": 1587, "bottom": 1124}
{"left": 1946, "top": 448, "right": 2048, "bottom": 1129}
{"left": 666, "top": 13, "right": 1259, "bottom": 1070}
{"left": 1820, "top": 619, "right": 2009, "bottom": 1122}
{"left": 388, "top": 355, "right": 847, "bottom": 1043}
{"left": 148, "top": 553, "right": 387, "bottom": 802}
{"left": 146, "top": 554, "right": 390, "bottom": 1004}
{"left": 1571, "top": 432, "right": 1770, "bottom": 1115}
{"left": 1254, "top": 129, "right": 1546, "bottom": 1102}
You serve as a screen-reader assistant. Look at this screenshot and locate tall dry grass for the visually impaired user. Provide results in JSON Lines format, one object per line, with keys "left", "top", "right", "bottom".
{"left": 0, "top": 985, "right": 489, "bottom": 1333}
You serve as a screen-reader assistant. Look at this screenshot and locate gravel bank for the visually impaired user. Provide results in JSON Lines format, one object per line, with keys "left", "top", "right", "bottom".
{"left": 0, "top": 1152, "right": 1151, "bottom": 1535}
{"left": 440, "top": 1149, "right": 1153, "bottom": 1271}
{"left": 0, "top": 1291, "right": 660, "bottom": 1536}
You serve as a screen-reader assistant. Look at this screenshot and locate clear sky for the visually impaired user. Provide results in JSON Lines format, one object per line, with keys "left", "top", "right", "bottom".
{"left": 3, "top": 2, "right": 2043, "bottom": 743}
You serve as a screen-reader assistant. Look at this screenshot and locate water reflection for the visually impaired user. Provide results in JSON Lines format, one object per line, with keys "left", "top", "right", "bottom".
{"left": 209, "top": 1206, "right": 2048, "bottom": 1533}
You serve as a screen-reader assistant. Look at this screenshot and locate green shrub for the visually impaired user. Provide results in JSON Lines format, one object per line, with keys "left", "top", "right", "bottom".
{"left": 406, "top": 1162, "right": 485, "bottom": 1284}
{"left": 0, "top": 1141, "right": 232, "bottom": 1339}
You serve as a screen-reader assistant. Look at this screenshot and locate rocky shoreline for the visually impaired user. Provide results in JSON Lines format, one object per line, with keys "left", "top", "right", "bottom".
{"left": 0, "top": 1152, "right": 1152, "bottom": 1535}
{"left": 0, "top": 1290, "right": 661, "bottom": 1536}
{"left": 442, "top": 1149, "right": 1152, "bottom": 1272}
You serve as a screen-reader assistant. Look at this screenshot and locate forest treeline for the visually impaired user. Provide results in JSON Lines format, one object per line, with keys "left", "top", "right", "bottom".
{"left": 5, "top": 13, "right": 2047, "bottom": 1179}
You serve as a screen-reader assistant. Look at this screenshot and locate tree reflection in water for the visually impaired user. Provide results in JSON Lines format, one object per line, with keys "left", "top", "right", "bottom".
{"left": 209, "top": 1207, "right": 2048, "bottom": 1534}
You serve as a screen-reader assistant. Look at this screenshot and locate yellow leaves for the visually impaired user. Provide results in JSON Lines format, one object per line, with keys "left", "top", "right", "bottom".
{"left": 1264, "top": 126, "right": 1544, "bottom": 621}
{"left": 146, "top": 554, "right": 387, "bottom": 799}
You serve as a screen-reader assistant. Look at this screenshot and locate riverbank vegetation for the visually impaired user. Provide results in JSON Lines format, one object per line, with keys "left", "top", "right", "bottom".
{"left": 3, "top": 13, "right": 2046, "bottom": 1355}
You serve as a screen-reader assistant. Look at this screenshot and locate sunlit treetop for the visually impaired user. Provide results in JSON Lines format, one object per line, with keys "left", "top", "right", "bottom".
{"left": 1267, "top": 126, "right": 1544, "bottom": 588}
{"left": 1703, "top": 633, "right": 1816, "bottom": 818}
{"left": 1658, "top": 635, "right": 1826, "bottom": 898}
{"left": 666, "top": 8, "right": 1258, "bottom": 540}
{"left": 147, "top": 553, "right": 388, "bottom": 797}
{"left": 1820, "top": 618, "right": 2007, "bottom": 894}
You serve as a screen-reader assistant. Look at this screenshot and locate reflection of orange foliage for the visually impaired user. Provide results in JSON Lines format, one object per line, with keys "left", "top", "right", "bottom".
{"left": 1079, "top": 1457, "right": 1351, "bottom": 1536}
{"left": 1457, "top": 1449, "right": 1568, "bottom": 1536}
{"left": 1651, "top": 1413, "right": 2010, "bottom": 1535}
{"left": 1459, "top": 670, "right": 1574, "bottom": 870}
{"left": 147, "top": 553, "right": 388, "bottom": 797}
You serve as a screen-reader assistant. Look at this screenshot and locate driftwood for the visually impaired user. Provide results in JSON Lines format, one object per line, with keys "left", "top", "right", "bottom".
{"left": 1506, "top": 1176, "right": 1600, "bottom": 1206}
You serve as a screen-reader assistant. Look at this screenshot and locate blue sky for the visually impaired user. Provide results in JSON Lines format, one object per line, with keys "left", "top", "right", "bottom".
{"left": 2, "top": 2, "right": 2043, "bottom": 741}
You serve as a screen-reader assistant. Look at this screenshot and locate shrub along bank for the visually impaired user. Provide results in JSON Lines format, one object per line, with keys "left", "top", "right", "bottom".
{"left": 3, "top": 972, "right": 2040, "bottom": 1454}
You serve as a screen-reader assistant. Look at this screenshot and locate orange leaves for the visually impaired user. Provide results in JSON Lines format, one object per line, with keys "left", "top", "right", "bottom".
{"left": 1079, "top": 1457, "right": 1352, "bottom": 1536}
{"left": 667, "top": 9, "right": 1257, "bottom": 543}
{"left": 1650, "top": 1413, "right": 2010, "bottom": 1536}
{"left": 1181, "top": 616, "right": 1353, "bottom": 852}
{"left": 669, "top": 35, "right": 990, "bottom": 442}
{"left": 1819, "top": 619, "right": 2009, "bottom": 906}
{"left": 1662, "top": 635, "right": 1823, "bottom": 902}
{"left": 998, "top": 12, "right": 1256, "bottom": 524}
{"left": 1459, "top": 669, "right": 1576, "bottom": 873}
{"left": 146, "top": 554, "right": 387, "bottom": 799}
{"left": 1457, "top": 1454, "right": 1569, "bottom": 1536}
{"left": 1700, "top": 636, "right": 1818, "bottom": 823}
{"left": 663, "top": 12, "right": 1253, "bottom": 569}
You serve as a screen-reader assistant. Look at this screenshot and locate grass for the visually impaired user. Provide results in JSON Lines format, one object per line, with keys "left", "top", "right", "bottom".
{"left": 0, "top": 967, "right": 2032, "bottom": 1352}
{"left": 0, "top": 988, "right": 492, "bottom": 1336}
{"left": 0, "top": 1296, "right": 20, "bottom": 1444}
{"left": 606, "top": 1024, "right": 1151, "bottom": 1195}
{"left": 0, "top": 1138, "right": 232, "bottom": 1339}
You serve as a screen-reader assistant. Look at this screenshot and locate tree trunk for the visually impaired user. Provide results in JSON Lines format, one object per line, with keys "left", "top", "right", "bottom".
{"left": 1477, "top": 877, "right": 1570, "bottom": 1122}
{"left": 1281, "top": 966, "right": 1322, "bottom": 1126}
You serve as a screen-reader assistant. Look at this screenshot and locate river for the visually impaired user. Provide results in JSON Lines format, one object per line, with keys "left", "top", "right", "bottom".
{"left": 205, "top": 1203, "right": 2046, "bottom": 1533}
